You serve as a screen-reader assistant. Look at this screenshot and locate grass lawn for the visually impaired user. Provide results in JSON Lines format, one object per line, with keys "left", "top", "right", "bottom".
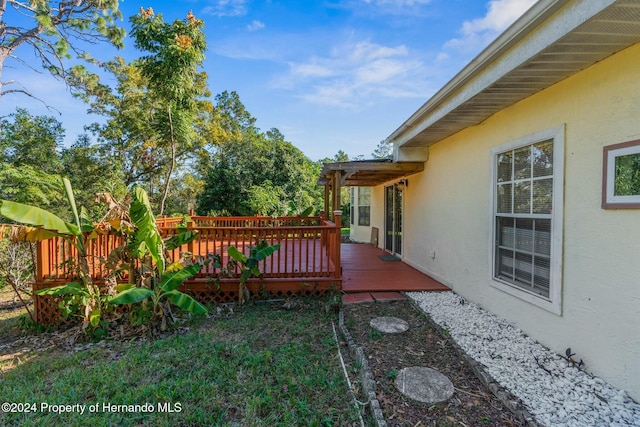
{"left": 0, "top": 286, "right": 31, "bottom": 337}
{"left": 0, "top": 297, "right": 362, "bottom": 426}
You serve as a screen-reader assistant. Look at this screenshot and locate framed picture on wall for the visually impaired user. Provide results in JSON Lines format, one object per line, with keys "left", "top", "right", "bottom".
{"left": 602, "top": 140, "right": 640, "bottom": 209}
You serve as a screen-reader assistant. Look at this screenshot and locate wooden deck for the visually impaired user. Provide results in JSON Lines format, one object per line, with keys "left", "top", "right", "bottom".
{"left": 341, "top": 243, "right": 450, "bottom": 293}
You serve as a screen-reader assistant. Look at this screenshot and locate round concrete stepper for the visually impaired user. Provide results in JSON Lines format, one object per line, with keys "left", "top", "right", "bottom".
{"left": 394, "top": 367, "right": 455, "bottom": 404}
{"left": 370, "top": 316, "right": 409, "bottom": 334}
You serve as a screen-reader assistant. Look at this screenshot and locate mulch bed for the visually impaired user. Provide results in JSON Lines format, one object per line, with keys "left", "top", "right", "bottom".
{"left": 342, "top": 300, "right": 526, "bottom": 426}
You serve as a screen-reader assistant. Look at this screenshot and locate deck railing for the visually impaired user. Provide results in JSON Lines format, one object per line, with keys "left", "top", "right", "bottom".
{"left": 32, "top": 214, "right": 342, "bottom": 323}
{"left": 35, "top": 215, "right": 342, "bottom": 285}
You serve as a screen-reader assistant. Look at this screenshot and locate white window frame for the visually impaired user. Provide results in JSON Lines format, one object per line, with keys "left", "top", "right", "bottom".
{"left": 358, "top": 187, "right": 371, "bottom": 226}
{"left": 489, "top": 125, "right": 565, "bottom": 315}
{"left": 602, "top": 140, "right": 640, "bottom": 209}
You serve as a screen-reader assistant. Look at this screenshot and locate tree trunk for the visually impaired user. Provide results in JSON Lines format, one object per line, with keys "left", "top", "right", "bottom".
{"left": 159, "top": 106, "right": 177, "bottom": 216}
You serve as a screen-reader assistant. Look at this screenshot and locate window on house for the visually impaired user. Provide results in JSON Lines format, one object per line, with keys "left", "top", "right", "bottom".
{"left": 491, "top": 126, "right": 564, "bottom": 314}
{"left": 602, "top": 140, "right": 640, "bottom": 209}
{"left": 358, "top": 187, "right": 371, "bottom": 226}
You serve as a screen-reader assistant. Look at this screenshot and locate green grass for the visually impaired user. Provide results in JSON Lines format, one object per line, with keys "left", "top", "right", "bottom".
{"left": 0, "top": 299, "right": 361, "bottom": 426}
{"left": 0, "top": 286, "right": 31, "bottom": 337}
{"left": 341, "top": 228, "right": 350, "bottom": 236}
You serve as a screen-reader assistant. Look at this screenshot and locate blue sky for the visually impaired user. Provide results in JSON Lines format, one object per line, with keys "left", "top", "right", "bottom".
{"left": 0, "top": 0, "right": 537, "bottom": 161}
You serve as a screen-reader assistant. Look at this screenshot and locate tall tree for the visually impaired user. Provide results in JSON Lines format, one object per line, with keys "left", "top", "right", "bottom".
{"left": 371, "top": 140, "right": 392, "bottom": 159}
{"left": 81, "top": 8, "right": 210, "bottom": 214}
{"left": 198, "top": 116, "right": 322, "bottom": 217}
{"left": 0, "top": 108, "right": 64, "bottom": 174}
{"left": 0, "top": 0, "right": 125, "bottom": 103}
{"left": 0, "top": 108, "right": 65, "bottom": 210}
{"left": 129, "top": 7, "right": 208, "bottom": 215}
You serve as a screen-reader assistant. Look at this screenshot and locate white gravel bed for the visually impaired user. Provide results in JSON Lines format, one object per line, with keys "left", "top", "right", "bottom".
{"left": 407, "top": 291, "right": 640, "bottom": 427}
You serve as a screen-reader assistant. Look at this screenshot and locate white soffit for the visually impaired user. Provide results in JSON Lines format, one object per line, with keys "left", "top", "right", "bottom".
{"left": 389, "top": 0, "right": 640, "bottom": 148}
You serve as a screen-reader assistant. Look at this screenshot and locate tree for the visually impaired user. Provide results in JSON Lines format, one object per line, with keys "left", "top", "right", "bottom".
{"left": 372, "top": 140, "right": 392, "bottom": 159}
{"left": 198, "top": 121, "right": 322, "bottom": 217}
{"left": 0, "top": 108, "right": 64, "bottom": 174}
{"left": 81, "top": 57, "right": 169, "bottom": 189}
{"left": 0, "top": 108, "right": 65, "bottom": 211}
{"left": 194, "top": 90, "right": 259, "bottom": 175}
{"left": 60, "top": 134, "right": 127, "bottom": 219}
{"left": 0, "top": 0, "right": 125, "bottom": 103}
{"left": 81, "top": 8, "right": 210, "bottom": 214}
{"left": 129, "top": 8, "right": 208, "bottom": 215}
{"left": 0, "top": 162, "right": 64, "bottom": 209}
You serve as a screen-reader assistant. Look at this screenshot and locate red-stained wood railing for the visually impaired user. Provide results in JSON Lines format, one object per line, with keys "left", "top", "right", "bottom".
{"left": 35, "top": 216, "right": 339, "bottom": 281}
{"left": 32, "top": 215, "right": 342, "bottom": 323}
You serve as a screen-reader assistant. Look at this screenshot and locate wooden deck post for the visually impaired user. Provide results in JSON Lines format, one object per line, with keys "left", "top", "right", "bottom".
{"left": 35, "top": 240, "right": 46, "bottom": 282}
{"left": 331, "top": 171, "right": 341, "bottom": 222}
{"left": 333, "top": 210, "right": 342, "bottom": 280}
{"left": 34, "top": 240, "right": 47, "bottom": 324}
{"left": 323, "top": 184, "right": 330, "bottom": 220}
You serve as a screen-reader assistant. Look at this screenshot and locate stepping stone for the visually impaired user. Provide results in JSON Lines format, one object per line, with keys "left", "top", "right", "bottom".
{"left": 370, "top": 316, "right": 409, "bottom": 334}
{"left": 394, "top": 366, "right": 454, "bottom": 404}
{"left": 342, "top": 293, "right": 375, "bottom": 304}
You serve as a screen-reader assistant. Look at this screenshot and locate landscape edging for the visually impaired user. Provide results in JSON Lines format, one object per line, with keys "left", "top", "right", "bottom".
{"left": 338, "top": 309, "right": 387, "bottom": 427}
{"left": 406, "top": 296, "right": 541, "bottom": 427}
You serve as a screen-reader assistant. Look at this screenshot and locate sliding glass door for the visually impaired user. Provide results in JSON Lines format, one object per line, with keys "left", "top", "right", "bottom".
{"left": 385, "top": 184, "right": 403, "bottom": 255}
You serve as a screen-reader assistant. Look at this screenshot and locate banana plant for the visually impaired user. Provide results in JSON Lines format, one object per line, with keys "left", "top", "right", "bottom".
{"left": 110, "top": 185, "right": 207, "bottom": 329}
{"left": 228, "top": 240, "right": 280, "bottom": 304}
{"left": 0, "top": 178, "right": 105, "bottom": 330}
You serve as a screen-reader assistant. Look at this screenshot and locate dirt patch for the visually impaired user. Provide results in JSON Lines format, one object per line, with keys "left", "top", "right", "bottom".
{"left": 342, "top": 300, "right": 526, "bottom": 426}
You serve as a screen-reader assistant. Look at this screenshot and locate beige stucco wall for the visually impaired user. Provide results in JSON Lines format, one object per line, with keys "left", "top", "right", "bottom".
{"left": 393, "top": 43, "right": 640, "bottom": 400}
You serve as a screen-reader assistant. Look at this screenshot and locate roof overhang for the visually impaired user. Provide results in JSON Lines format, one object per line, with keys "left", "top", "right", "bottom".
{"left": 318, "top": 160, "right": 424, "bottom": 187}
{"left": 387, "top": 0, "right": 640, "bottom": 148}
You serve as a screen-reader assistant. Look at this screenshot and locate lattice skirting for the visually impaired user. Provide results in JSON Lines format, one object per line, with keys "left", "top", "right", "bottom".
{"left": 32, "top": 279, "right": 342, "bottom": 325}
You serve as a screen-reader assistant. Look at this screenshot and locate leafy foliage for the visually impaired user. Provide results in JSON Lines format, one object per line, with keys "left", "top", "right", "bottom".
{"left": 372, "top": 140, "right": 393, "bottom": 159}
{"left": 110, "top": 185, "right": 207, "bottom": 332}
{"left": 60, "top": 135, "right": 127, "bottom": 219}
{"left": 0, "top": 0, "right": 125, "bottom": 102}
{"left": 0, "top": 178, "right": 108, "bottom": 334}
{"left": 197, "top": 94, "right": 322, "bottom": 216}
{"left": 1, "top": 179, "right": 207, "bottom": 336}
{"left": 614, "top": 152, "right": 640, "bottom": 196}
{"left": 228, "top": 241, "right": 281, "bottom": 305}
{"left": 79, "top": 9, "right": 211, "bottom": 214}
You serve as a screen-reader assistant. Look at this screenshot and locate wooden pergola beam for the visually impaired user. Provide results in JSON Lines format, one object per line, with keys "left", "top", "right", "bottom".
{"left": 318, "top": 160, "right": 424, "bottom": 187}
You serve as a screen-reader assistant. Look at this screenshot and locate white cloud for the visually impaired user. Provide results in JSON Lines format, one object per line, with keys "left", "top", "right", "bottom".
{"left": 445, "top": 0, "right": 537, "bottom": 52}
{"left": 289, "top": 62, "right": 336, "bottom": 79}
{"left": 201, "top": 0, "right": 248, "bottom": 17}
{"left": 247, "top": 20, "right": 265, "bottom": 32}
{"left": 278, "top": 40, "right": 429, "bottom": 108}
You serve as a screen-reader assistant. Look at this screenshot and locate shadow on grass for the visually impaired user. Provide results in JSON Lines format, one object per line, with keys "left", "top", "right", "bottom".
{"left": 0, "top": 298, "right": 363, "bottom": 427}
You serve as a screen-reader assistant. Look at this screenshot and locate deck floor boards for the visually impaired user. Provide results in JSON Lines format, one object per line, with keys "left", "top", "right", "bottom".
{"left": 341, "top": 243, "right": 450, "bottom": 293}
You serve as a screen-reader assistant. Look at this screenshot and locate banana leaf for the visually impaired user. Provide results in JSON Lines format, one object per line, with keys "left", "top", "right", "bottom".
{"left": 254, "top": 243, "right": 280, "bottom": 261}
{"left": 130, "top": 185, "right": 164, "bottom": 275}
{"left": 165, "top": 229, "right": 199, "bottom": 250}
{"left": 90, "top": 307, "right": 101, "bottom": 327}
{"left": 228, "top": 246, "right": 247, "bottom": 263}
{"left": 0, "top": 200, "right": 79, "bottom": 236}
{"left": 164, "top": 289, "right": 207, "bottom": 315}
{"left": 35, "top": 282, "right": 84, "bottom": 296}
{"left": 159, "top": 264, "right": 202, "bottom": 292}
{"left": 111, "top": 287, "right": 154, "bottom": 305}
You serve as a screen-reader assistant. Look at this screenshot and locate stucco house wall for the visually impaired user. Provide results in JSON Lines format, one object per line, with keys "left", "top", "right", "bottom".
{"left": 391, "top": 42, "right": 640, "bottom": 400}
